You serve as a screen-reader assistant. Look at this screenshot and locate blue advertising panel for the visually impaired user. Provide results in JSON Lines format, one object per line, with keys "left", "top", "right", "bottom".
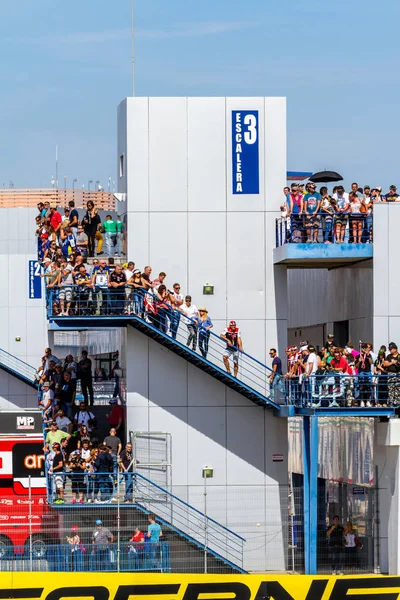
{"left": 232, "top": 110, "right": 259, "bottom": 195}
{"left": 28, "top": 260, "right": 42, "bottom": 299}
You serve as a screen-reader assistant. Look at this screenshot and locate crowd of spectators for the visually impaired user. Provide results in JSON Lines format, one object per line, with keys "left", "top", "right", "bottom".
{"left": 35, "top": 199, "right": 125, "bottom": 260}
{"left": 280, "top": 182, "right": 399, "bottom": 244}
{"left": 37, "top": 347, "right": 128, "bottom": 504}
{"left": 278, "top": 335, "right": 400, "bottom": 408}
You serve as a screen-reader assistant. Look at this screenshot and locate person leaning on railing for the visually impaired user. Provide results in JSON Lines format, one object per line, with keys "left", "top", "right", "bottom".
{"left": 383, "top": 343, "right": 400, "bottom": 406}
{"left": 319, "top": 187, "right": 336, "bottom": 244}
{"left": 109, "top": 265, "right": 127, "bottom": 315}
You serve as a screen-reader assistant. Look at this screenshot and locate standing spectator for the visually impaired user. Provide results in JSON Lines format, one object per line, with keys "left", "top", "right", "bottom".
{"left": 55, "top": 409, "right": 72, "bottom": 434}
{"left": 286, "top": 183, "right": 303, "bottom": 243}
{"left": 66, "top": 526, "right": 83, "bottom": 571}
{"left": 320, "top": 187, "right": 335, "bottom": 244}
{"left": 76, "top": 225, "right": 89, "bottom": 257}
{"left": 77, "top": 424, "right": 92, "bottom": 449}
{"left": 92, "top": 520, "right": 114, "bottom": 566}
{"left": 44, "top": 422, "right": 70, "bottom": 452}
{"left": 332, "top": 186, "right": 350, "bottom": 243}
{"left": 169, "top": 283, "right": 184, "bottom": 340}
{"left": 43, "top": 347, "right": 60, "bottom": 372}
{"left": 109, "top": 265, "right": 127, "bottom": 315}
{"left": 302, "top": 183, "right": 321, "bottom": 243}
{"left": 74, "top": 402, "right": 96, "bottom": 433}
{"left": 49, "top": 205, "right": 62, "bottom": 235}
{"left": 106, "top": 398, "right": 124, "bottom": 435}
{"left": 324, "top": 334, "right": 336, "bottom": 353}
{"left": 327, "top": 515, "right": 344, "bottom": 575}
{"left": 152, "top": 272, "right": 166, "bottom": 291}
{"left": 50, "top": 442, "right": 65, "bottom": 504}
{"left": 59, "top": 371, "right": 76, "bottom": 419}
{"left": 91, "top": 259, "right": 111, "bottom": 316}
{"left": 371, "top": 187, "right": 383, "bottom": 202}
{"left": 68, "top": 201, "right": 79, "bottom": 237}
{"left": 374, "top": 347, "right": 388, "bottom": 403}
{"left": 180, "top": 295, "right": 198, "bottom": 350}
{"left": 349, "top": 192, "right": 366, "bottom": 244}
{"left": 104, "top": 428, "right": 122, "bottom": 479}
{"left": 78, "top": 350, "right": 94, "bottom": 406}
{"left": 147, "top": 513, "right": 162, "bottom": 568}
{"left": 221, "top": 321, "right": 243, "bottom": 378}
{"left": 383, "top": 343, "right": 400, "bottom": 406}
{"left": 197, "top": 308, "right": 213, "bottom": 359}
{"left": 119, "top": 442, "right": 135, "bottom": 502}
{"left": 130, "top": 269, "right": 145, "bottom": 316}
{"left": 123, "top": 262, "right": 135, "bottom": 314}
{"left": 102, "top": 215, "right": 117, "bottom": 257}
{"left": 141, "top": 266, "right": 153, "bottom": 292}
{"left": 83, "top": 201, "right": 101, "bottom": 257}
{"left": 384, "top": 184, "right": 399, "bottom": 202}
{"left": 69, "top": 450, "right": 86, "bottom": 504}
{"left": 362, "top": 186, "right": 373, "bottom": 243}
{"left": 269, "top": 348, "right": 283, "bottom": 400}
{"left": 305, "top": 345, "right": 319, "bottom": 401}
{"left": 94, "top": 446, "right": 114, "bottom": 502}
{"left": 57, "top": 258, "right": 74, "bottom": 316}
{"left": 75, "top": 266, "right": 92, "bottom": 315}
{"left": 154, "top": 284, "right": 171, "bottom": 333}
{"left": 115, "top": 215, "right": 124, "bottom": 256}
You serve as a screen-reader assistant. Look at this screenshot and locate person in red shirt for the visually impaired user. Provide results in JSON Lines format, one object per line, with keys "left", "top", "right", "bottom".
{"left": 49, "top": 205, "right": 62, "bottom": 234}
{"left": 106, "top": 398, "right": 124, "bottom": 434}
{"left": 129, "top": 527, "right": 145, "bottom": 547}
{"left": 330, "top": 350, "right": 349, "bottom": 373}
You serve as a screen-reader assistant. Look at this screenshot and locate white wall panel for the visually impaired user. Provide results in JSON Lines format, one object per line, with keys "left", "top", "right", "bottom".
{"left": 187, "top": 98, "right": 226, "bottom": 212}
{"left": 149, "top": 98, "right": 188, "bottom": 212}
{"left": 226, "top": 406, "right": 265, "bottom": 485}
{"left": 373, "top": 204, "right": 389, "bottom": 318}
{"left": 227, "top": 212, "right": 265, "bottom": 321}
{"left": 149, "top": 406, "right": 188, "bottom": 485}
{"left": 148, "top": 343, "right": 188, "bottom": 407}
{"left": 187, "top": 363, "right": 225, "bottom": 407}
{"left": 187, "top": 407, "right": 227, "bottom": 485}
{"left": 149, "top": 212, "right": 187, "bottom": 290}
{"left": 126, "top": 212, "right": 149, "bottom": 268}
{"left": 126, "top": 97, "right": 149, "bottom": 211}
{"left": 187, "top": 212, "right": 226, "bottom": 320}
{"left": 264, "top": 97, "right": 287, "bottom": 211}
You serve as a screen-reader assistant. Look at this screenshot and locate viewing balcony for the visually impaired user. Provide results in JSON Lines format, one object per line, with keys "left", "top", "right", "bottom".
{"left": 273, "top": 216, "right": 373, "bottom": 267}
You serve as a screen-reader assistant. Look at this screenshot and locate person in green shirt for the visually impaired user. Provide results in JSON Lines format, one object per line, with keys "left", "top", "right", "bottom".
{"left": 45, "top": 422, "right": 71, "bottom": 452}
{"left": 116, "top": 216, "right": 124, "bottom": 256}
{"left": 102, "top": 215, "right": 117, "bottom": 257}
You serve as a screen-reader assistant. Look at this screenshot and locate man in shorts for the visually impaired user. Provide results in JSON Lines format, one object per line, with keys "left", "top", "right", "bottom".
{"left": 58, "top": 258, "right": 74, "bottom": 316}
{"left": 221, "top": 320, "right": 243, "bottom": 378}
{"left": 302, "top": 183, "right": 321, "bottom": 243}
{"left": 51, "top": 442, "right": 65, "bottom": 504}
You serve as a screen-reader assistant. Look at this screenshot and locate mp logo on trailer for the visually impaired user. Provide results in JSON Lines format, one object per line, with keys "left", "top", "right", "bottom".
{"left": 29, "top": 260, "right": 42, "bottom": 299}
{"left": 232, "top": 110, "right": 259, "bottom": 195}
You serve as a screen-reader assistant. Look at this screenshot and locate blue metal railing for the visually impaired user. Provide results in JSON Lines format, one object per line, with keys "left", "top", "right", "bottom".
{"left": 0, "top": 347, "right": 37, "bottom": 385}
{"left": 276, "top": 214, "right": 373, "bottom": 246}
{"left": 46, "top": 286, "right": 280, "bottom": 407}
{"left": 47, "top": 471, "right": 245, "bottom": 571}
{"left": 0, "top": 542, "right": 170, "bottom": 572}
{"left": 284, "top": 372, "right": 400, "bottom": 408}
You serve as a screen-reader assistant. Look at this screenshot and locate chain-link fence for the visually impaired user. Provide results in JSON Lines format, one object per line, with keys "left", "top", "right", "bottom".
{"left": 0, "top": 477, "right": 381, "bottom": 574}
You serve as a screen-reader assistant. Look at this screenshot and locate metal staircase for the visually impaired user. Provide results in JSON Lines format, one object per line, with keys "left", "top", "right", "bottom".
{"left": 0, "top": 348, "right": 37, "bottom": 388}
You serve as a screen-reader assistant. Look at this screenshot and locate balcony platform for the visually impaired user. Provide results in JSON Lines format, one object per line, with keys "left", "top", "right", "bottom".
{"left": 273, "top": 242, "right": 373, "bottom": 268}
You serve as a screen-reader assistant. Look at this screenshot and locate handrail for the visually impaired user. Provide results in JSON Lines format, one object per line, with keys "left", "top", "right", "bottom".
{"left": 46, "top": 285, "right": 279, "bottom": 406}
{"left": 0, "top": 348, "right": 37, "bottom": 384}
{"left": 275, "top": 214, "right": 374, "bottom": 247}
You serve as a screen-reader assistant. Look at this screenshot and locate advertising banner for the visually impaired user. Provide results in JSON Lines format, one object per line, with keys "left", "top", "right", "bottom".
{"left": 0, "top": 573, "right": 396, "bottom": 600}
{"left": 232, "top": 110, "right": 259, "bottom": 195}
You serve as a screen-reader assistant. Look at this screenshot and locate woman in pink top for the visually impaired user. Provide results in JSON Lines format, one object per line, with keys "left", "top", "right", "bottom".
{"left": 349, "top": 192, "right": 367, "bottom": 243}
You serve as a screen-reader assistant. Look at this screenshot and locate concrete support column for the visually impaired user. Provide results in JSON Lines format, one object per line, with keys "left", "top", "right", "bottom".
{"left": 303, "top": 415, "right": 318, "bottom": 574}
{"left": 376, "top": 420, "right": 400, "bottom": 574}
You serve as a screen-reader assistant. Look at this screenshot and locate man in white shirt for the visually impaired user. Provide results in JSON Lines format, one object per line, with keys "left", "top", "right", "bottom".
{"left": 306, "top": 345, "right": 319, "bottom": 403}
{"left": 180, "top": 295, "right": 198, "bottom": 351}
{"left": 169, "top": 283, "right": 184, "bottom": 340}
{"left": 74, "top": 402, "right": 96, "bottom": 433}
{"left": 56, "top": 409, "right": 72, "bottom": 434}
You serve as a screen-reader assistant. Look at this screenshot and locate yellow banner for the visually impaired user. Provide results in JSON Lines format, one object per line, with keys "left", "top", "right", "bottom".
{"left": 0, "top": 573, "right": 399, "bottom": 599}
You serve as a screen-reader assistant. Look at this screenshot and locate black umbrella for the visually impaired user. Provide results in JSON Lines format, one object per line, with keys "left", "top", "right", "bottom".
{"left": 309, "top": 170, "right": 343, "bottom": 183}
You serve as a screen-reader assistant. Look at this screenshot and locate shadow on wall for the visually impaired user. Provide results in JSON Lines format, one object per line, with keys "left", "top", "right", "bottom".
{"left": 0, "top": 369, "right": 37, "bottom": 409}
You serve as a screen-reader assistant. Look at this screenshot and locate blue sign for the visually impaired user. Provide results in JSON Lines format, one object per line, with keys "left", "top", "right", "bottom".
{"left": 29, "top": 260, "right": 42, "bottom": 299}
{"left": 232, "top": 110, "right": 259, "bottom": 195}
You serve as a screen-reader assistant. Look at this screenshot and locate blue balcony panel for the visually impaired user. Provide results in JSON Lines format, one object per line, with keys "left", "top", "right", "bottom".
{"left": 273, "top": 242, "right": 373, "bottom": 267}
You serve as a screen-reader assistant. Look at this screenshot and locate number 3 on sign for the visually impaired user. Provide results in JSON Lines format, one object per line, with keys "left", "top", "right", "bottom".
{"left": 244, "top": 114, "right": 257, "bottom": 144}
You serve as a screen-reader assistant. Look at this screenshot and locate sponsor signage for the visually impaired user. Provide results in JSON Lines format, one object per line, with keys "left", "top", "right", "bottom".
{"left": 29, "top": 260, "right": 42, "bottom": 299}
{"left": 272, "top": 453, "right": 284, "bottom": 462}
{"left": 0, "top": 573, "right": 397, "bottom": 600}
{"left": 232, "top": 110, "right": 259, "bottom": 195}
{"left": 0, "top": 413, "right": 42, "bottom": 435}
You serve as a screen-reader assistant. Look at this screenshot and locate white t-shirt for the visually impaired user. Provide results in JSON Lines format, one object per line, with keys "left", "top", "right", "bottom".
{"left": 56, "top": 415, "right": 71, "bottom": 432}
{"left": 124, "top": 269, "right": 134, "bottom": 282}
{"left": 81, "top": 448, "right": 91, "bottom": 460}
{"left": 65, "top": 361, "right": 77, "bottom": 380}
{"left": 75, "top": 410, "right": 95, "bottom": 432}
{"left": 171, "top": 292, "right": 184, "bottom": 308}
{"left": 41, "top": 388, "right": 54, "bottom": 408}
{"left": 345, "top": 533, "right": 356, "bottom": 548}
{"left": 307, "top": 352, "right": 318, "bottom": 374}
{"left": 181, "top": 303, "right": 198, "bottom": 320}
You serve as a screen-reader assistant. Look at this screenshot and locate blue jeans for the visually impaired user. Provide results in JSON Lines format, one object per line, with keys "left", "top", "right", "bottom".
{"left": 105, "top": 232, "right": 115, "bottom": 257}
{"left": 169, "top": 311, "right": 181, "bottom": 340}
{"left": 98, "top": 474, "right": 112, "bottom": 501}
{"left": 199, "top": 330, "right": 210, "bottom": 359}
{"left": 157, "top": 308, "right": 169, "bottom": 333}
{"left": 323, "top": 216, "right": 333, "bottom": 242}
{"left": 133, "top": 289, "right": 144, "bottom": 315}
{"left": 116, "top": 232, "right": 123, "bottom": 255}
{"left": 124, "top": 472, "right": 134, "bottom": 500}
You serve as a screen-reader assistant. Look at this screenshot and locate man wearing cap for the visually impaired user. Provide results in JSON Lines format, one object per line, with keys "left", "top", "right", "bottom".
{"left": 384, "top": 185, "right": 399, "bottom": 202}
{"left": 92, "top": 519, "right": 114, "bottom": 567}
{"left": 55, "top": 408, "right": 72, "bottom": 434}
{"left": 221, "top": 321, "right": 243, "bottom": 377}
{"left": 324, "top": 333, "right": 336, "bottom": 352}
{"left": 332, "top": 186, "right": 350, "bottom": 243}
{"left": 44, "top": 422, "right": 71, "bottom": 452}
{"left": 302, "top": 183, "right": 322, "bottom": 243}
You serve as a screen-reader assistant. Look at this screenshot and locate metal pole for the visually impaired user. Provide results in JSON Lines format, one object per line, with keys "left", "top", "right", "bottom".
{"left": 55, "top": 145, "right": 58, "bottom": 188}
{"left": 131, "top": 0, "right": 135, "bottom": 96}
{"left": 117, "top": 475, "right": 121, "bottom": 572}
{"left": 204, "top": 475, "right": 207, "bottom": 573}
{"left": 29, "top": 475, "right": 33, "bottom": 571}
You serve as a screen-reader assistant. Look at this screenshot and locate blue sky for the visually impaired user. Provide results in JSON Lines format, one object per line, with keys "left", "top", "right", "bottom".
{"left": 0, "top": 0, "right": 399, "bottom": 190}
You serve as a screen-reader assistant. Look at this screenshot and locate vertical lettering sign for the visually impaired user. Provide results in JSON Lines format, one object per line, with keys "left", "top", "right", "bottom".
{"left": 28, "top": 260, "right": 42, "bottom": 299}
{"left": 232, "top": 110, "right": 259, "bottom": 195}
